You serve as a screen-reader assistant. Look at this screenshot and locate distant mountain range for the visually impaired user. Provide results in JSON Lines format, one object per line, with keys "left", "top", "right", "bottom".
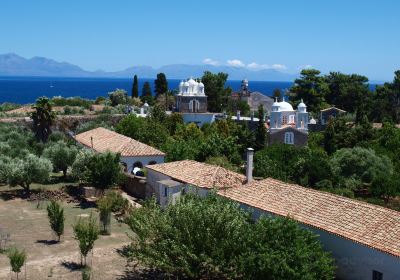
{"left": 0, "top": 53, "right": 297, "bottom": 81}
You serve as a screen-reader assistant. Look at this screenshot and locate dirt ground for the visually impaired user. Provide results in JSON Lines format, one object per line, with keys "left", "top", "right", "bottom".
{"left": 0, "top": 196, "right": 135, "bottom": 279}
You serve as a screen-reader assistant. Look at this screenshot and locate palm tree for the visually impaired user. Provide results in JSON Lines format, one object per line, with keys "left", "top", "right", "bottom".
{"left": 31, "top": 97, "right": 56, "bottom": 142}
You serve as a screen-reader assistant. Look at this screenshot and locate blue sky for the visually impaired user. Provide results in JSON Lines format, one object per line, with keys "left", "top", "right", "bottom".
{"left": 1, "top": 0, "right": 399, "bottom": 80}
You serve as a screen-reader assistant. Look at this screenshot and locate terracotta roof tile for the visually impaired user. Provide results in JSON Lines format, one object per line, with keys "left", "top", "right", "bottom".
{"left": 146, "top": 160, "right": 246, "bottom": 189}
{"left": 218, "top": 178, "right": 400, "bottom": 257}
{"left": 75, "top": 127, "right": 165, "bottom": 157}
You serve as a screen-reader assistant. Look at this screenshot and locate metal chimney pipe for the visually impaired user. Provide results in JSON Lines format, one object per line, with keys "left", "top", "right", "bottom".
{"left": 246, "top": 148, "right": 254, "bottom": 183}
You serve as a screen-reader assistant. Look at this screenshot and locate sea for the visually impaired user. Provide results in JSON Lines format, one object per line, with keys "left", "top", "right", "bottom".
{"left": 0, "top": 76, "right": 293, "bottom": 104}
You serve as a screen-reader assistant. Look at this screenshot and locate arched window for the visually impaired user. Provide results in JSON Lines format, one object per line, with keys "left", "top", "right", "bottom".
{"left": 121, "top": 162, "right": 128, "bottom": 172}
{"left": 148, "top": 161, "right": 157, "bottom": 165}
{"left": 133, "top": 161, "right": 143, "bottom": 169}
{"left": 284, "top": 132, "right": 294, "bottom": 145}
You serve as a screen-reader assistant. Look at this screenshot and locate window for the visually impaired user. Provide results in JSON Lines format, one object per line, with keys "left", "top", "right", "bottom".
{"left": 133, "top": 161, "right": 143, "bottom": 168}
{"left": 284, "top": 132, "right": 294, "bottom": 145}
{"left": 282, "top": 115, "right": 287, "bottom": 124}
{"left": 289, "top": 115, "right": 295, "bottom": 124}
{"left": 373, "top": 270, "right": 383, "bottom": 280}
{"left": 164, "top": 187, "right": 168, "bottom": 197}
{"left": 148, "top": 161, "right": 157, "bottom": 165}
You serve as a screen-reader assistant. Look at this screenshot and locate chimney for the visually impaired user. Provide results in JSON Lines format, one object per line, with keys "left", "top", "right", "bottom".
{"left": 246, "top": 148, "right": 254, "bottom": 183}
{"left": 237, "top": 110, "right": 241, "bottom": 121}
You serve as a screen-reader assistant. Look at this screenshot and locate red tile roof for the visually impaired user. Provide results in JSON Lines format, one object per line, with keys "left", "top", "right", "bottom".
{"left": 75, "top": 127, "right": 165, "bottom": 157}
{"left": 218, "top": 178, "right": 400, "bottom": 258}
{"left": 146, "top": 160, "right": 246, "bottom": 189}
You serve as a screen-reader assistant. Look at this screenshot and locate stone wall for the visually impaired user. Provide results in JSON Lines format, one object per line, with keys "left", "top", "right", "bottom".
{"left": 123, "top": 173, "right": 147, "bottom": 199}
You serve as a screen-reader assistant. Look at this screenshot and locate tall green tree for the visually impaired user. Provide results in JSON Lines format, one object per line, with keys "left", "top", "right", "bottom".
{"left": 324, "top": 72, "right": 370, "bottom": 113}
{"left": 373, "top": 70, "right": 400, "bottom": 123}
{"left": 131, "top": 75, "right": 139, "bottom": 98}
{"left": 73, "top": 214, "right": 99, "bottom": 267}
{"left": 201, "top": 71, "right": 231, "bottom": 112}
{"left": 154, "top": 73, "right": 168, "bottom": 99}
{"left": 31, "top": 97, "right": 56, "bottom": 142}
{"left": 140, "top": 81, "right": 154, "bottom": 105}
{"left": 254, "top": 105, "right": 267, "bottom": 150}
{"left": 289, "top": 69, "right": 328, "bottom": 113}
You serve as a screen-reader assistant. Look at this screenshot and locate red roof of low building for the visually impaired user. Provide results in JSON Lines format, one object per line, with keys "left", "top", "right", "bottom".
{"left": 74, "top": 127, "right": 165, "bottom": 157}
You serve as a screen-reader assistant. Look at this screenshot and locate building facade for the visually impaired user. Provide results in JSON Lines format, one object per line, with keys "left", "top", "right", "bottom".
{"left": 269, "top": 98, "right": 309, "bottom": 146}
{"left": 176, "top": 78, "right": 208, "bottom": 113}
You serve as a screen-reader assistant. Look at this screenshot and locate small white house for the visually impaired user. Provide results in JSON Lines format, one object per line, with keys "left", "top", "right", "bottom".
{"left": 74, "top": 127, "right": 165, "bottom": 173}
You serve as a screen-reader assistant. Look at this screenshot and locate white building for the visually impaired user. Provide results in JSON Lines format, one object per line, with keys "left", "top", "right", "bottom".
{"left": 74, "top": 127, "right": 165, "bottom": 173}
{"left": 269, "top": 98, "right": 309, "bottom": 146}
{"left": 145, "top": 151, "right": 400, "bottom": 280}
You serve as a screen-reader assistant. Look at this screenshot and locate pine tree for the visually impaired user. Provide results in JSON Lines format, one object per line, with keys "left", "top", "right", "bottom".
{"left": 132, "top": 75, "right": 138, "bottom": 98}
{"left": 141, "top": 81, "right": 154, "bottom": 105}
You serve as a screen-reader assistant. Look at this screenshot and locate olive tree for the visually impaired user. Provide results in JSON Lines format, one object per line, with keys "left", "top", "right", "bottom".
{"left": 43, "top": 141, "right": 78, "bottom": 177}
{"left": 71, "top": 149, "right": 95, "bottom": 182}
{"left": 6, "top": 154, "right": 52, "bottom": 194}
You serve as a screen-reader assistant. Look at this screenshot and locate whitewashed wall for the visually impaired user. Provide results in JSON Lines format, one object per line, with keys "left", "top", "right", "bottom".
{"left": 122, "top": 155, "right": 165, "bottom": 173}
{"left": 243, "top": 204, "right": 400, "bottom": 280}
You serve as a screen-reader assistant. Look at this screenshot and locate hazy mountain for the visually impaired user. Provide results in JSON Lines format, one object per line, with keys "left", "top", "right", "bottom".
{"left": 0, "top": 53, "right": 296, "bottom": 81}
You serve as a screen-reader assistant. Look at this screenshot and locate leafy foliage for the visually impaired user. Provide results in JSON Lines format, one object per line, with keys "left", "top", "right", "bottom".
{"left": 125, "top": 193, "right": 335, "bottom": 279}
{"left": 201, "top": 71, "right": 231, "bottom": 112}
{"left": 108, "top": 89, "right": 127, "bottom": 106}
{"left": 47, "top": 200, "right": 65, "bottom": 242}
{"left": 73, "top": 214, "right": 99, "bottom": 267}
{"left": 6, "top": 154, "right": 52, "bottom": 193}
{"left": 131, "top": 75, "right": 139, "bottom": 98}
{"left": 7, "top": 248, "right": 26, "bottom": 275}
{"left": 43, "top": 141, "right": 78, "bottom": 176}
{"left": 31, "top": 97, "right": 56, "bottom": 142}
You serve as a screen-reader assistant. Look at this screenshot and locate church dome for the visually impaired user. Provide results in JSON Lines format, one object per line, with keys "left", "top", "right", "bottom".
{"left": 179, "top": 80, "right": 184, "bottom": 86}
{"left": 278, "top": 101, "right": 294, "bottom": 111}
{"left": 309, "top": 117, "right": 317, "bottom": 124}
{"left": 184, "top": 81, "right": 189, "bottom": 87}
{"left": 198, "top": 81, "right": 204, "bottom": 88}
{"left": 188, "top": 78, "right": 197, "bottom": 86}
{"left": 298, "top": 99, "right": 306, "bottom": 108}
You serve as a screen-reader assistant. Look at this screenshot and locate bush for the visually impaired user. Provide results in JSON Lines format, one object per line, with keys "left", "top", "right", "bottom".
{"left": 125, "top": 193, "right": 335, "bottom": 279}
{"left": 47, "top": 200, "right": 65, "bottom": 242}
{"left": 85, "top": 152, "right": 121, "bottom": 192}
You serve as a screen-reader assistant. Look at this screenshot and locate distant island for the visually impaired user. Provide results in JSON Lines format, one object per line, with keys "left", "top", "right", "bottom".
{"left": 0, "top": 53, "right": 297, "bottom": 81}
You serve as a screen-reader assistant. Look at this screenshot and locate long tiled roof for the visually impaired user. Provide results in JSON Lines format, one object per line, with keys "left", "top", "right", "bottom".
{"left": 218, "top": 178, "right": 400, "bottom": 257}
{"left": 146, "top": 160, "right": 246, "bottom": 190}
{"left": 74, "top": 127, "right": 165, "bottom": 157}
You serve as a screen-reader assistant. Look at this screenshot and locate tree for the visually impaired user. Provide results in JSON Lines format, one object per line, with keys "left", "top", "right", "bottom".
{"left": 131, "top": 75, "right": 139, "bottom": 98}
{"left": 8, "top": 248, "right": 26, "bottom": 280}
{"left": 43, "top": 141, "right": 78, "bottom": 177}
{"left": 140, "top": 81, "right": 154, "bottom": 105}
{"left": 108, "top": 89, "right": 127, "bottom": 106}
{"left": 373, "top": 70, "right": 400, "bottom": 123}
{"left": 254, "top": 104, "right": 267, "bottom": 150}
{"left": 47, "top": 200, "right": 65, "bottom": 242}
{"left": 330, "top": 147, "right": 393, "bottom": 190}
{"left": 7, "top": 154, "right": 52, "bottom": 194}
{"left": 125, "top": 193, "right": 335, "bottom": 279}
{"left": 31, "top": 97, "right": 56, "bottom": 142}
{"left": 154, "top": 72, "right": 168, "bottom": 100}
{"left": 201, "top": 71, "right": 231, "bottom": 112}
{"left": 71, "top": 149, "right": 95, "bottom": 182}
{"left": 85, "top": 152, "right": 121, "bottom": 193}
{"left": 73, "top": 214, "right": 99, "bottom": 267}
{"left": 289, "top": 69, "right": 328, "bottom": 113}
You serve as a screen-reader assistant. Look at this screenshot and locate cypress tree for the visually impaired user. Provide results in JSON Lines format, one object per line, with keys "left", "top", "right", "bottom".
{"left": 255, "top": 104, "right": 267, "bottom": 150}
{"left": 132, "top": 75, "right": 139, "bottom": 98}
{"left": 154, "top": 73, "right": 168, "bottom": 98}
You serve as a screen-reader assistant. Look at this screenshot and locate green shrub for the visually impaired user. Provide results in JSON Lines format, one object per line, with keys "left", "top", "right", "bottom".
{"left": 8, "top": 247, "right": 26, "bottom": 277}
{"left": 73, "top": 214, "right": 99, "bottom": 267}
{"left": 47, "top": 200, "right": 65, "bottom": 242}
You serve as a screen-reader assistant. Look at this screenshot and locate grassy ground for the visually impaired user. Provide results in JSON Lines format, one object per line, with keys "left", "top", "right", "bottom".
{"left": 0, "top": 179, "right": 135, "bottom": 280}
